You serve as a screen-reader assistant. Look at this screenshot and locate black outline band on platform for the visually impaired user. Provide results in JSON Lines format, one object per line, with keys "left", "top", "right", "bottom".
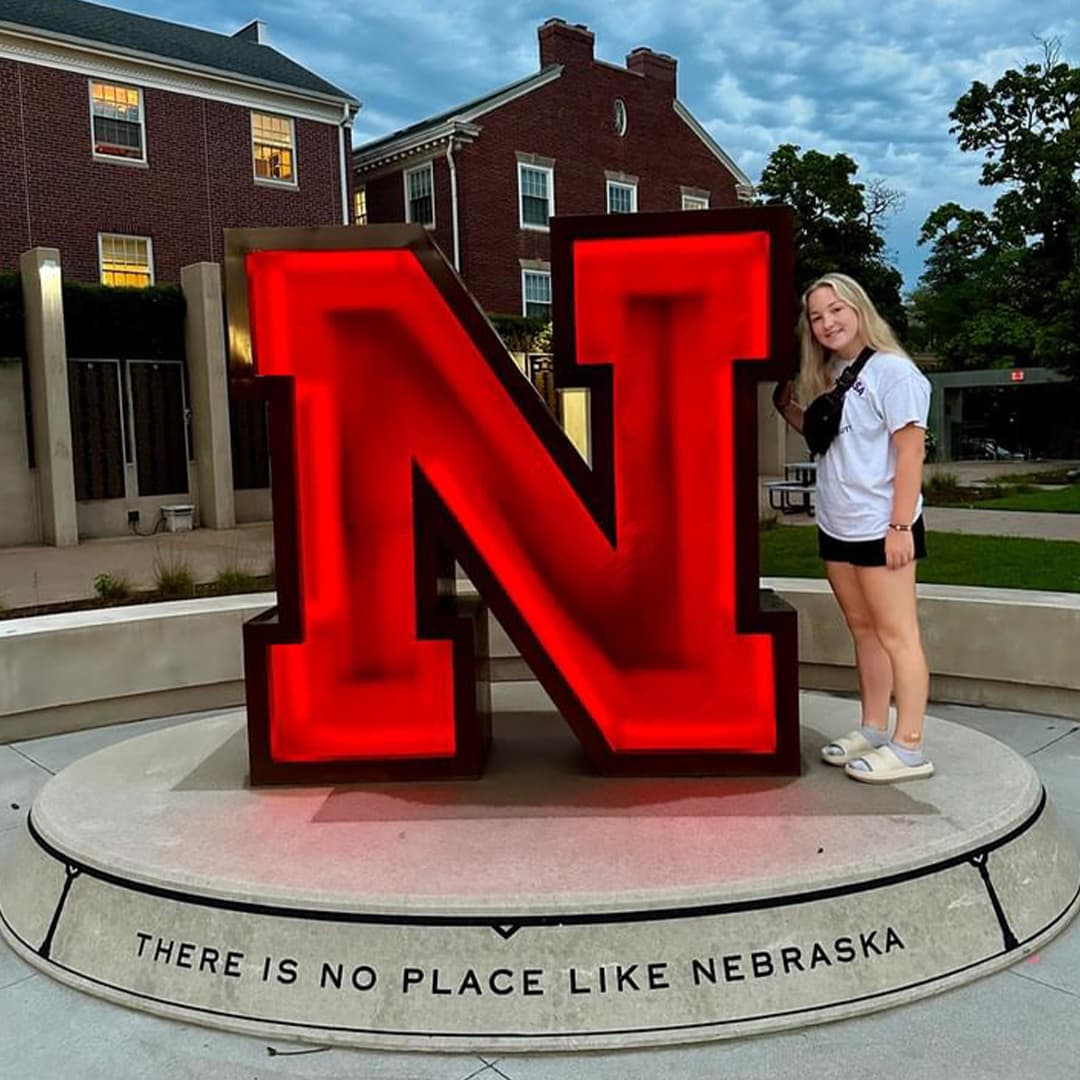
{"left": 18, "top": 787, "right": 1050, "bottom": 929}
{"left": 0, "top": 788, "right": 1077, "bottom": 1041}
{"left": 1, "top": 885, "right": 1077, "bottom": 1041}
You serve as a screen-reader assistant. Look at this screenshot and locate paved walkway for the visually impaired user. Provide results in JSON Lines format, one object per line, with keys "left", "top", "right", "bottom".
{"left": 2, "top": 460, "right": 1078, "bottom": 612}
{"left": 0, "top": 523, "right": 274, "bottom": 610}
{"left": 761, "top": 460, "right": 1080, "bottom": 541}
{"left": 2, "top": 699, "right": 1078, "bottom": 1079}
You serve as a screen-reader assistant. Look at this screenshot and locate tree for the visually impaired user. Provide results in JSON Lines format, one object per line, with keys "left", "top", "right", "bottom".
{"left": 757, "top": 144, "right": 906, "bottom": 332}
{"left": 917, "top": 41, "right": 1080, "bottom": 375}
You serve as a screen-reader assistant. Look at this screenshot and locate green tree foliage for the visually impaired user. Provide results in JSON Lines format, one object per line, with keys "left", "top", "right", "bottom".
{"left": 915, "top": 42, "right": 1080, "bottom": 375}
{"left": 757, "top": 144, "right": 906, "bottom": 332}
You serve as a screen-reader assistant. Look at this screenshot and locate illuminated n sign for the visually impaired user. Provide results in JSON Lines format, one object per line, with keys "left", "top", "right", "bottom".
{"left": 225, "top": 210, "right": 799, "bottom": 784}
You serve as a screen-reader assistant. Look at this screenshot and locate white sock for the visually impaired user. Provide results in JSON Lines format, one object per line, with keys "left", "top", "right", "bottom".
{"left": 889, "top": 741, "right": 924, "bottom": 766}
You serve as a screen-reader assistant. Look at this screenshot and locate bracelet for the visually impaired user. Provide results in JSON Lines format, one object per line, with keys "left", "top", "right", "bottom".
{"left": 888, "top": 522, "right": 912, "bottom": 532}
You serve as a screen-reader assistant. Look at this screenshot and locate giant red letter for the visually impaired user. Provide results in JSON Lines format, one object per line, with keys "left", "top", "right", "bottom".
{"left": 226, "top": 210, "right": 799, "bottom": 784}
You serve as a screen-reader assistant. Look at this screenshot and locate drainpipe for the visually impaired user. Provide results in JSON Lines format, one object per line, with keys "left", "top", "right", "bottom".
{"left": 446, "top": 135, "right": 460, "bottom": 271}
{"left": 338, "top": 103, "right": 352, "bottom": 225}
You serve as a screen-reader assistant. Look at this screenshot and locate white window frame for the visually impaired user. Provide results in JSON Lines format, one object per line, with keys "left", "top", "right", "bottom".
{"left": 97, "top": 233, "right": 155, "bottom": 288}
{"left": 88, "top": 79, "right": 147, "bottom": 166}
{"left": 521, "top": 268, "right": 552, "bottom": 319}
{"left": 613, "top": 99, "right": 628, "bottom": 137}
{"left": 353, "top": 186, "right": 368, "bottom": 225}
{"left": 251, "top": 111, "right": 298, "bottom": 187}
{"left": 518, "top": 162, "right": 555, "bottom": 232}
{"left": 606, "top": 179, "right": 637, "bottom": 214}
{"left": 682, "top": 193, "right": 709, "bottom": 210}
{"left": 404, "top": 162, "right": 436, "bottom": 228}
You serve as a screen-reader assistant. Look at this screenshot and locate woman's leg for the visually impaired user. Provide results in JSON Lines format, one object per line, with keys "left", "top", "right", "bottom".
{"left": 824, "top": 561, "right": 893, "bottom": 731}
{"left": 853, "top": 561, "right": 928, "bottom": 748}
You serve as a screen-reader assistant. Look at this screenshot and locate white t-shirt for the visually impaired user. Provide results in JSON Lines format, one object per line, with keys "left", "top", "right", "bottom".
{"left": 814, "top": 351, "right": 931, "bottom": 542}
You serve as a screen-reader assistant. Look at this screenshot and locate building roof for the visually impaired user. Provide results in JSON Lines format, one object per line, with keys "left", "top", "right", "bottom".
{"left": 0, "top": 0, "right": 357, "bottom": 103}
{"left": 354, "top": 60, "right": 752, "bottom": 191}
{"left": 355, "top": 66, "right": 562, "bottom": 169}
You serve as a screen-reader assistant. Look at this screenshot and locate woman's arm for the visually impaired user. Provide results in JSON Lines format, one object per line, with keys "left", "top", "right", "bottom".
{"left": 885, "top": 423, "right": 926, "bottom": 569}
{"left": 772, "top": 380, "right": 804, "bottom": 434}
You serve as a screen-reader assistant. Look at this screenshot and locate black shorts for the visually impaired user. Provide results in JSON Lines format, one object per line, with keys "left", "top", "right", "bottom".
{"left": 818, "top": 516, "right": 927, "bottom": 567}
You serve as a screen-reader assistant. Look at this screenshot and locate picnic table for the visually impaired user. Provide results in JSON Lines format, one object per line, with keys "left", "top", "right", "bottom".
{"left": 763, "top": 461, "right": 817, "bottom": 515}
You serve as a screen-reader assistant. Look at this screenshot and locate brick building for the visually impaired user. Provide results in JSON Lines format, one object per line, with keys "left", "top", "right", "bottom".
{"left": 354, "top": 18, "right": 753, "bottom": 317}
{"left": 0, "top": 0, "right": 359, "bottom": 284}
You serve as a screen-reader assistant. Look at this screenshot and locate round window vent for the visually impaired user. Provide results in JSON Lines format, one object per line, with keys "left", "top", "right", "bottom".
{"left": 614, "top": 99, "right": 627, "bottom": 137}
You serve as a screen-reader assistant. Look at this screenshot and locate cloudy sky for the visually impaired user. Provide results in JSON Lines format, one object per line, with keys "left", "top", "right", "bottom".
{"left": 107, "top": 0, "right": 1076, "bottom": 288}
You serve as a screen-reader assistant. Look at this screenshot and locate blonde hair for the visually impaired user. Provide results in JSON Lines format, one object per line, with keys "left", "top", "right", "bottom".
{"left": 796, "top": 273, "right": 907, "bottom": 401}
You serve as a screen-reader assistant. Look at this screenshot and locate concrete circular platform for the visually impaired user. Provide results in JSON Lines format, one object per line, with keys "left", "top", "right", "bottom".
{"left": 1, "top": 693, "right": 1077, "bottom": 1052}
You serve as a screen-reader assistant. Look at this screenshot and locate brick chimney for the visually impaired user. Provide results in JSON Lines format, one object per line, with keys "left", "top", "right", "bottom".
{"left": 626, "top": 46, "right": 677, "bottom": 97}
{"left": 232, "top": 20, "right": 267, "bottom": 44}
{"left": 539, "top": 18, "right": 595, "bottom": 68}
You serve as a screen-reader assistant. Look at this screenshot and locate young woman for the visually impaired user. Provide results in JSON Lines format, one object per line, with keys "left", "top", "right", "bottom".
{"left": 773, "top": 273, "right": 933, "bottom": 783}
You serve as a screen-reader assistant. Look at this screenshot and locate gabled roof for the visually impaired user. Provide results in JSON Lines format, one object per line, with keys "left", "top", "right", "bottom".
{"left": 354, "top": 59, "right": 753, "bottom": 192}
{"left": 355, "top": 66, "right": 563, "bottom": 170}
{"left": 0, "top": 0, "right": 357, "bottom": 104}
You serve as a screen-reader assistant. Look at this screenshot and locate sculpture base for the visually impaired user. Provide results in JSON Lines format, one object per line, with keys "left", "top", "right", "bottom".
{"left": 1, "top": 692, "right": 1077, "bottom": 1051}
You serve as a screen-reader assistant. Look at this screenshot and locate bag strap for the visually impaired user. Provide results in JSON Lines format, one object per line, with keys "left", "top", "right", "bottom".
{"left": 832, "top": 346, "right": 875, "bottom": 395}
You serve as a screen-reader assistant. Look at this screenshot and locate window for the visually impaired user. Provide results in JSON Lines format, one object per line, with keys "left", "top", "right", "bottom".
{"left": 354, "top": 187, "right": 368, "bottom": 225}
{"left": 682, "top": 194, "right": 709, "bottom": 210}
{"left": 405, "top": 163, "right": 435, "bottom": 226}
{"left": 90, "top": 81, "right": 145, "bottom": 162}
{"left": 251, "top": 112, "right": 296, "bottom": 184}
{"left": 518, "top": 163, "right": 554, "bottom": 230}
{"left": 607, "top": 179, "right": 637, "bottom": 213}
{"left": 522, "top": 269, "right": 552, "bottom": 319}
{"left": 613, "top": 99, "right": 628, "bottom": 137}
{"left": 99, "top": 233, "right": 154, "bottom": 287}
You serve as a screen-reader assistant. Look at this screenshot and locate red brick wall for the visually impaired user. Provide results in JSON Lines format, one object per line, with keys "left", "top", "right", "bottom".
{"left": 365, "top": 155, "right": 456, "bottom": 266}
{"left": 0, "top": 59, "right": 347, "bottom": 282}
{"left": 359, "top": 53, "right": 741, "bottom": 315}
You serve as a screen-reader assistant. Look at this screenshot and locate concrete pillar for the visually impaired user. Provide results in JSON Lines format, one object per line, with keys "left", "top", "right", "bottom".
{"left": 20, "top": 248, "right": 78, "bottom": 546}
{"left": 182, "top": 262, "right": 235, "bottom": 529}
{"left": 757, "top": 385, "right": 787, "bottom": 476}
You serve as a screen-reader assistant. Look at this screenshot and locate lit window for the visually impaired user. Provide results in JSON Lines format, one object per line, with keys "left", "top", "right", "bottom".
{"left": 251, "top": 112, "right": 296, "bottom": 183}
{"left": 90, "top": 81, "right": 145, "bottom": 162}
{"left": 354, "top": 187, "right": 368, "bottom": 225}
{"left": 522, "top": 269, "right": 552, "bottom": 319}
{"left": 518, "top": 163, "right": 554, "bottom": 230}
{"left": 99, "top": 234, "right": 154, "bottom": 288}
{"left": 682, "top": 193, "right": 709, "bottom": 210}
{"left": 607, "top": 179, "right": 637, "bottom": 213}
{"left": 405, "top": 163, "right": 435, "bottom": 226}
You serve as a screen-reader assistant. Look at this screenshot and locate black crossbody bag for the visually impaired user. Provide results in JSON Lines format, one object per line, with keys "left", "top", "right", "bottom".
{"left": 802, "top": 346, "right": 875, "bottom": 457}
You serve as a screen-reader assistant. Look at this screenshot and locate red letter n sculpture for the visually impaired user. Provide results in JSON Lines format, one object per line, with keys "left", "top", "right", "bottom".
{"left": 225, "top": 209, "right": 799, "bottom": 784}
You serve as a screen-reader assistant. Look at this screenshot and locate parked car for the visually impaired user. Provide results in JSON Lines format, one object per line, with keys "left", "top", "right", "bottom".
{"left": 959, "top": 438, "right": 1024, "bottom": 460}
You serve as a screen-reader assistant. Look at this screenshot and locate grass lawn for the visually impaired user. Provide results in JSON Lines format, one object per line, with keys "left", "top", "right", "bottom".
{"left": 760, "top": 526, "right": 1080, "bottom": 593}
{"left": 945, "top": 485, "right": 1080, "bottom": 514}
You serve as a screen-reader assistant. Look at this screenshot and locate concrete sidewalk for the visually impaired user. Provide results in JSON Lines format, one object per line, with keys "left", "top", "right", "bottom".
{"left": 2, "top": 459, "right": 1079, "bottom": 611}
{"left": 0, "top": 523, "right": 274, "bottom": 610}
{"left": 761, "top": 460, "right": 1080, "bottom": 541}
{"left": 765, "top": 505, "right": 1080, "bottom": 541}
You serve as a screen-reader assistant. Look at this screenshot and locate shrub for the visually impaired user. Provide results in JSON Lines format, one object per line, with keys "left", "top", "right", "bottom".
{"left": 213, "top": 566, "right": 261, "bottom": 594}
{"left": 153, "top": 549, "right": 196, "bottom": 599}
{"left": 93, "top": 572, "right": 132, "bottom": 601}
{"left": 923, "top": 471, "right": 967, "bottom": 504}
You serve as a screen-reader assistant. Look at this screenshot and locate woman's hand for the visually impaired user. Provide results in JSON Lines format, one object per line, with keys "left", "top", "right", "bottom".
{"left": 772, "top": 379, "right": 795, "bottom": 412}
{"left": 885, "top": 528, "right": 915, "bottom": 570}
